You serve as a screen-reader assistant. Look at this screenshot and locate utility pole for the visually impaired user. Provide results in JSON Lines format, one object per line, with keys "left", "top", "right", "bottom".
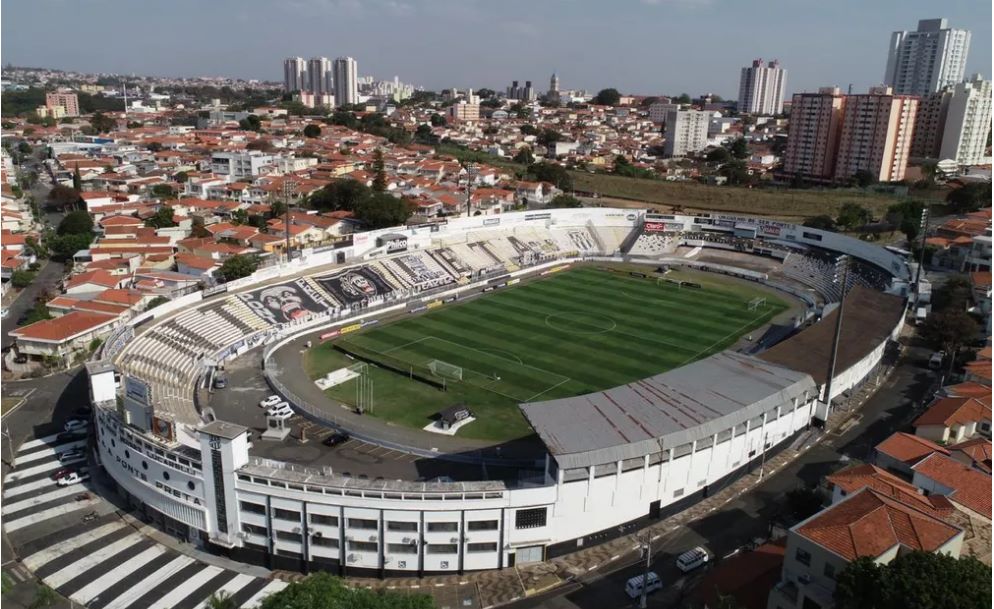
{"left": 282, "top": 179, "right": 297, "bottom": 262}
{"left": 822, "top": 256, "right": 850, "bottom": 421}
{"left": 636, "top": 532, "right": 653, "bottom": 609}
{"left": 913, "top": 206, "right": 930, "bottom": 308}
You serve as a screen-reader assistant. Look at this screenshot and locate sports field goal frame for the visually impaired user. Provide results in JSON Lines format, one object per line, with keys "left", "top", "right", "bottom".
{"left": 428, "top": 359, "right": 463, "bottom": 381}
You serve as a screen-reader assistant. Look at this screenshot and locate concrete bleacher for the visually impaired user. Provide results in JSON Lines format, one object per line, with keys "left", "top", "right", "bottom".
{"left": 627, "top": 232, "right": 678, "bottom": 257}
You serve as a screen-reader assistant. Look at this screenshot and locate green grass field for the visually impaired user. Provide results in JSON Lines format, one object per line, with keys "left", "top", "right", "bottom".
{"left": 304, "top": 267, "right": 787, "bottom": 441}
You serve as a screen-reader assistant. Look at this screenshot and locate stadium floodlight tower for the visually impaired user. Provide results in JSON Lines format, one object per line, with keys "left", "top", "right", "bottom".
{"left": 820, "top": 255, "right": 850, "bottom": 423}
{"left": 281, "top": 178, "right": 298, "bottom": 262}
{"left": 463, "top": 162, "right": 478, "bottom": 218}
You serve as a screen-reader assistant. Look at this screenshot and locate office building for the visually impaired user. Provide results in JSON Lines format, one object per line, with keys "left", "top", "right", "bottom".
{"left": 782, "top": 88, "right": 847, "bottom": 181}
{"left": 647, "top": 99, "right": 677, "bottom": 124}
{"left": 46, "top": 91, "right": 79, "bottom": 117}
{"left": 939, "top": 76, "right": 992, "bottom": 165}
{"left": 834, "top": 86, "right": 918, "bottom": 183}
{"left": 447, "top": 101, "right": 480, "bottom": 122}
{"left": 885, "top": 18, "right": 971, "bottom": 96}
{"left": 307, "top": 57, "right": 332, "bottom": 97}
{"left": 737, "top": 59, "right": 787, "bottom": 115}
{"left": 662, "top": 109, "right": 710, "bottom": 157}
{"left": 507, "top": 80, "right": 537, "bottom": 102}
{"left": 283, "top": 57, "right": 307, "bottom": 93}
{"left": 333, "top": 57, "right": 358, "bottom": 108}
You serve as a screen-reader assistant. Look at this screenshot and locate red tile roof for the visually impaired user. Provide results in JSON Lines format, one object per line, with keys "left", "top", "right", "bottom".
{"left": 10, "top": 311, "right": 117, "bottom": 343}
{"left": 795, "top": 488, "right": 962, "bottom": 562}
{"left": 948, "top": 438, "right": 993, "bottom": 474}
{"left": 66, "top": 269, "right": 122, "bottom": 291}
{"left": 876, "top": 432, "right": 950, "bottom": 466}
{"left": 688, "top": 540, "right": 786, "bottom": 609}
{"left": 914, "top": 396, "right": 991, "bottom": 429}
{"left": 826, "top": 464, "right": 954, "bottom": 517}
{"left": 912, "top": 453, "right": 992, "bottom": 518}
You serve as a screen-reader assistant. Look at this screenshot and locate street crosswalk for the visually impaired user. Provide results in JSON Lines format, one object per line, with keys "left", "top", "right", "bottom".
{"left": 3, "top": 433, "right": 289, "bottom": 609}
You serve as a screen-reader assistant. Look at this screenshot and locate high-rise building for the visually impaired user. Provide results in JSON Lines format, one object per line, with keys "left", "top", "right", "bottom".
{"left": 884, "top": 18, "right": 971, "bottom": 96}
{"left": 506, "top": 80, "right": 537, "bottom": 102}
{"left": 938, "top": 75, "right": 992, "bottom": 165}
{"left": 447, "top": 101, "right": 480, "bottom": 122}
{"left": 911, "top": 87, "right": 952, "bottom": 160}
{"left": 333, "top": 57, "right": 358, "bottom": 108}
{"left": 548, "top": 73, "right": 560, "bottom": 97}
{"left": 46, "top": 91, "right": 79, "bottom": 117}
{"left": 782, "top": 88, "right": 848, "bottom": 182}
{"left": 662, "top": 109, "right": 710, "bottom": 157}
{"left": 737, "top": 59, "right": 787, "bottom": 115}
{"left": 834, "top": 86, "right": 918, "bottom": 183}
{"left": 283, "top": 57, "right": 307, "bottom": 93}
{"left": 307, "top": 57, "right": 332, "bottom": 97}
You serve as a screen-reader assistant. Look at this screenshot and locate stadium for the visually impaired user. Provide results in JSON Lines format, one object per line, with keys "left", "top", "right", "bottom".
{"left": 87, "top": 207, "right": 909, "bottom": 576}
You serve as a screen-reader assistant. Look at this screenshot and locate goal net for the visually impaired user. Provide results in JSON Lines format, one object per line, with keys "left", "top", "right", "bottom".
{"left": 748, "top": 297, "right": 766, "bottom": 311}
{"left": 428, "top": 359, "right": 463, "bottom": 381}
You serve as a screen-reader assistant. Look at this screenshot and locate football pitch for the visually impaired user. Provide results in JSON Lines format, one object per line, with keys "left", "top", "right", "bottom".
{"left": 304, "top": 266, "right": 789, "bottom": 441}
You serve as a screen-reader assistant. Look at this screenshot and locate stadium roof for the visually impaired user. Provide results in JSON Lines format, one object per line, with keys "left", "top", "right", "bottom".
{"left": 520, "top": 351, "right": 816, "bottom": 470}
{"left": 757, "top": 285, "right": 904, "bottom": 385}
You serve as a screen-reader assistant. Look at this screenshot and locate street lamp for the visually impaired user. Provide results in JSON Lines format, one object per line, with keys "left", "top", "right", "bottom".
{"left": 279, "top": 179, "right": 298, "bottom": 263}
{"left": 463, "top": 163, "right": 478, "bottom": 218}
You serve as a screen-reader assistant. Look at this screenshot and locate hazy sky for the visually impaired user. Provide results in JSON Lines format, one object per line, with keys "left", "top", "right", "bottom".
{"left": 2, "top": 0, "right": 990, "bottom": 97}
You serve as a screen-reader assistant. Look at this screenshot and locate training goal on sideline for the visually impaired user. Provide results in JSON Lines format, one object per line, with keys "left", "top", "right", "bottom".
{"left": 428, "top": 359, "right": 463, "bottom": 381}
{"left": 747, "top": 297, "right": 767, "bottom": 311}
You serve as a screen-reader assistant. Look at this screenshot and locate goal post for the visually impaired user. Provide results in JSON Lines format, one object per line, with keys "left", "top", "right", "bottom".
{"left": 428, "top": 359, "right": 463, "bottom": 381}
{"left": 748, "top": 297, "right": 766, "bottom": 311}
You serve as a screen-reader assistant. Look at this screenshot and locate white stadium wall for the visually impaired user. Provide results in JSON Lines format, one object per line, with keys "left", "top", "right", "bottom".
{"left": 90, "top": 207, "right": 908, "bottom": 575}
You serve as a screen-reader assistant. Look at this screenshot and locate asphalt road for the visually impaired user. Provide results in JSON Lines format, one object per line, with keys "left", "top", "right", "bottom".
{"left": 509, "top": 341, "right": 937, "bottom": 609}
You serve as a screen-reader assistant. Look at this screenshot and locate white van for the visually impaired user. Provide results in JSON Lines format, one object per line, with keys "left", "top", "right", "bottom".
{"left": 676, "top": 547, "right": 710, "bottom": 573}
{"left": 624, "top": 571, "right": 662, "bottom": 599}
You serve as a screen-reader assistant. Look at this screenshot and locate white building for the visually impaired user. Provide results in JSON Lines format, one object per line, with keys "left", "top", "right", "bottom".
{"left": 210, "top": 151, "right": 275, "bottom": 181}
{"left": 663, "top": 109, "right": 710, "bottom": 157}
{"left": 939, "top": 75, "right": 992, "bottom": 166}
{"left": 885, "top": 18, "right": 971, "bottom": 96}
{"left": 737, "top": 59, "right": 787, "bottom": 115}
{"left": 333, "top": 57, "right": 359, "bottom": 108}
{"left": 308, "top": 57, "right": 333, "bottom": 97}
{"left": 283, "top": 57, "right": 307, "bottom": 93}
{"left": 647, "top": 101, "right": 679, "bottom": 124}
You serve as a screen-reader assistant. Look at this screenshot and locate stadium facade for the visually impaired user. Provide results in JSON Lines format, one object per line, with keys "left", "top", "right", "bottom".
{"left": 87, "top": 208, "right": 908, "bottom": 575}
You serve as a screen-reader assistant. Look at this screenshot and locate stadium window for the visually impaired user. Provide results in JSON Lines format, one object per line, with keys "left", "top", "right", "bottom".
{"left": 647, "top": 452, "right": 664, "bottom": 466}
{"left": 673, "top": 488, "right": 684, "bottom": 498}
{"left": 310, "top": 514, "right": 338, "bottom": 527}
{"left": 273, "top": 508, "right": 300, "bottom": 521}
{"left": 387, "top": 543, "right": 418, "bottom": 554}
{"left": 427, "top": 522, "right": 458, "bottom": 532}
{"left": 696, "top": 437, "right": 715, "bottom": 450}
{"left": 621, "top": 457, "right": 644, "bottom": 472}
{"left": 673, "top": 443, "right": 693, "bottom": 459}
{"left": 311, "top": 536, "right": 339, "bottom": 548}
{"left": 795, "top": 548, "right": 812, "bottom": 566}
{"left": 348, "top": 518, "right": 378, "bottom": 530}
{"left": 427, "top": 544, "right": 458, "bottom": 554}
{"left": 767, "top": 409, "right": 779, "bottom": 421}
{"left": 240, "top": 501, "right": 266, "bottom": 515}
{"left": 467, "top": 520, "right": 498, "bottom": 531}
{"left": 349, "top": 541, "right": 378, "bottom": 552}
{"left": 242, "top": 523, "right": 267, "bottom": 536}
{"left": 467, "top": 542, "right": 498, "bottom": 553}
{"left": 515, "top": 508, "right": 547, "bottom": 529}
{"left": 801, "top": 231, "right": 823, "bottom": 241}
{"left": 716, "top": 429, "right": 732, "bottom": 444}
{"left": 275, "top": 531, "right": 301, "bottom": 543}
{"left": 735, "top": 426, "right": 747, "bottom": 437}
{"left": 388, "top": 521, "right": 418, "bottom": 532}
{"left": 594, "top": 463, "right": 616, "bottom": 478}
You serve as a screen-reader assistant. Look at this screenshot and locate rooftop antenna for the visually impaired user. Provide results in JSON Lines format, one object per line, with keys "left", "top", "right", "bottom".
{"left": 123, "top": 82, "right": 129, "bottom": 120}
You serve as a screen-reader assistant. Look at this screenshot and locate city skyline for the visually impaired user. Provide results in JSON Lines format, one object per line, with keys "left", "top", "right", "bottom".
{"left": 1, "top": 1, "right": 990, "bottom": 97}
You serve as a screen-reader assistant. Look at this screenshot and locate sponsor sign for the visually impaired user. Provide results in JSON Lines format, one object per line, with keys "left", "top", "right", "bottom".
{"left": 408, "top": 305, "right": 427, "bottom": 315}
{"left": 626, "top": 214, "right": 636, "bottom": 221}
{"left": 237, "top": 278, "right": 332, "bottom": 325}
{"left": 151, "top": 415, "right": 175, "bottom": 442}
{"left": 665, "top": 222, "right": 685, "bottom": 231}
{"left": 442, "top": 296, "right": 458, "bottom": 304}
{"left": 525, "top": 213, "right": 552, "bottom": 221}
{"left": 316, "top": 266, "right": 394, "bottom": 306}
{"left": 125, "top": 376, "right": 150, "bottom": 407}
{"left": 320, "top": 329, "right": 340, "bottom": 340}
{"left": 540, "top": 264, "right": 571, "bottom": 276}
{"left": 426, "top": 300, "right": 443, "bottom": 309}
{"left": 760, "top": 224, "right": 782, "bottom": 237}
{"left": 507, "top": 278, "right": 521, "bottom": 286}
{"left": 483, "top": 218, "right": 501, "bottom": 226}
{"left": 203, "top": 284, "right": 228, "bottom": 298}
{"left": 644, "top": 221, "right": 667, "bottom": 233}
{"left": 339, "top": 323, "right": 363, "bottom": 335}
{"left": 645, "top": 214, "right": 675, "bottom": 221}
{"left": 715, "top": 219, "right": 736, "bottom": 228}
{"left": 482, "top": 286, "right": 495, "bottom": 293}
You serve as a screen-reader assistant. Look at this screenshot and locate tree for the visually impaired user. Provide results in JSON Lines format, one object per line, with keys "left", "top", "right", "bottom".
{"left": 57, "top": 210, "right": 94, "bottom": 236}
{"left": 946, "top": 182, "right": 992, "bottom": 214}
{"left": 835, "top": 552, "right": 990, "bottom": 609}
{"left": 270, "top": 200, "right": 288, "bottom": 218}
{"left": 205, "top": 591, "right": 236, "bottom": 609}
{"left": 144, "top": 295, "right": 170, "bottom": 312}
{"left": 10, "top": 269, "right": 35, "bottom": 288}
{"left": 536, "top": 129, "right": 563, "bottom": 147}
{"left": 175, "top": 171, "right": 189, "bottom": 183}
{"left": 851, "top": 169, "right": 876, "bottom": 188}
{"left": 217, "top": 254, "right": 260, "bottom": 282}
{"left": 548, "top": 194, "right": 583, "bottom": 209}
{"left": 47, "top": 232, "right": 93, "bottom": 259}
{"left": 354, "top": 193, "right": 411, "bottom": 229}
{"left": 414, "top": 124, "right": 435, "bottom": 144}
{"left": 705, "top": 147, "right": 732, "bottom": 164}
{"left": 308, "top": 179, "right": 370, "bottom": 212}
{"left": 526, "top": 162, "right": 573, "bottom": 191}
{"left": 47, "top": 184, "right": 82, "bottom": 211}
{"left": 803, "top": 215, "right": 837, "bottom": 231}
{"left": 259, "top": 572, "right": 434, "bottom": 609}
{"left": 512, "top": 147, "right": 535, "bottom": 165}
{"left": 593, "top": 88, "right": 621, "bottom": 106}
{"left": 72, "top": 166, "right": 82, "bottom": 191}
{"left": 89, "top": 111, "right": 116, "bottom": 133}
{"left": 145, "top": 206, "right": 177, "bottom": 229}
{"left": 675, "top": 93, "right": 692, "bottom": 104}
{"left": 718, "top": 160, "right": 751, "bottom": 185}
{"left": 303, "top": 124, "right": 322, "bottom": 138}
{"left": 230, "top": 208, "right": 249, "bottom": 226}
{"left": 151, "top": 184, "right": 176, "bottom": 199}
{"left": 429, "top": 113, "right": 446, "bottom": 127}
{"left": 520, "top": 124, "right": 539, "bottom": 136}
{"left": 372, "top": 149, "right": 387, "bottom": 193}
{"left": 727, "top": 138, "right": 749, "bottom": 159}
{"left": 931, "top": 275, "right": 973, "bottom": 313}
{"left": 885, "top": 200, "right": 926, "bottom": 243}
{"left": 920, "top": 309, "right": 979, "bottom": 362}
{"left": 238, "top": 115, "right": 262, "bottom": 131}
{"left": 18, "top": 141, "right": 32, "bottom": 155}
{"left": 835, "top": 202, "right": 871, "bottom": 231}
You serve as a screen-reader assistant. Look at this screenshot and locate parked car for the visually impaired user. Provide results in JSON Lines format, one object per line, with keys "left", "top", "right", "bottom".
{"left": 56, "top": 432, "right": 86, "bottom": 444}
{"left": 56, "top": 471, "right": 90, "bottom": 486}
{"left": 51, "top": 467, "right": 77, "bottom": 480}
{"left": 322, "top": 432, "right": 350, "bottom": 447}
{"left": 74, "top": 406, "right": 93, "bottom": 417}
{"left": 214, "top": 373, "right": 228, "bottom": 389}
{"left": 266, "top": 402, "right": 293, "bottom": 418}
{"left": 58, "top": 450, "right": 84, "bottom": 464}
{"left": 625, "top": 572, "right": 662, "bottom": 599}
{"left": 259, "top": 395, "right": 282, "bottom": 409}
{"left": 676, "top": 547, "right": 710, "bottom": 573}
{"left": 64, "top": 419, "right": 88, "bottom": 433}
{"left": 928, "top": 351, "right": 946, "bottom": 370}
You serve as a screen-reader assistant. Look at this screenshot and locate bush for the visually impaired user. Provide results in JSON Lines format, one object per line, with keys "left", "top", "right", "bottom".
{"left": 10, "top": 269, "right": 35, "bottom": 288}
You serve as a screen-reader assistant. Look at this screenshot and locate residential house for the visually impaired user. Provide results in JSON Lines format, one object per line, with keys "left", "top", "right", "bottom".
{"left": 874, "top": 431, "right": 950, "bottom": 477}
{"left": 913, "top": 395, "right": 991, "bottom": 443}
{"left": 10, "top": 310, "right": 121, "bottom": 365}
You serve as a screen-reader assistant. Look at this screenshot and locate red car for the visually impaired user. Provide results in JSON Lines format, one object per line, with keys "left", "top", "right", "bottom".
{"left": 51, "top": 467, "right": 76, "bottom": 480}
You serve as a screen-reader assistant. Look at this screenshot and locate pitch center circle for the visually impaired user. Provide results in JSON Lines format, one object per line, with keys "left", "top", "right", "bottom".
{"left": 544, "top": 312, "right": 617, "bottom": 335}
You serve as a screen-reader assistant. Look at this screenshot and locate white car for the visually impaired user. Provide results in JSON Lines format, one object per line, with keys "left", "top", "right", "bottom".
{"left": 58, "top": 450, "right": 84, "bottom": 463}
{"left": 64, "top": 419, "right": 88, "bottom": 433}
{"left": 267, "top": 403, "right": 293, "bottom": 419}
{"left": 259, "top": 395, "right": 282, "bottom": 409}
{"left": 56, "top": 471, "right": 89, "bottom": 486}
